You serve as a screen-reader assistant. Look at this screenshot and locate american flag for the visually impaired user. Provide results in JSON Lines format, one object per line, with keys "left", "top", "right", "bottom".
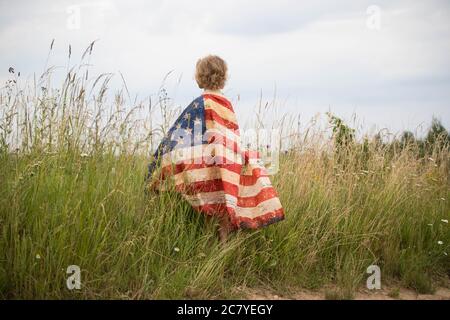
{"left": 147, "top": 91, "right": 284, "bottom": 229}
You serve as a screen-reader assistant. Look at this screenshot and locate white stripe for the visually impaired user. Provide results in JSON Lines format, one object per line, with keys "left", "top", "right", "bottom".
{"left": 205, "top": 121, "right": 241, "bottom": 143}
{"left": 185, "top": 191, "right": 238, "bottom": 207}
{"left": 235, "top": 197, "right": 283, "bottom": 219}
{"left": 172, "top": 167, "right": 240, "bottom": 186}
{"left": 238, "top": 177, "right": 274, "bottom": 197}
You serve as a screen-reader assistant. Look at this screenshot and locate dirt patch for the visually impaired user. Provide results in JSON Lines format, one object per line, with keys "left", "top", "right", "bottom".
{"left": 243, "top": 286, "right": 450, "bottom": 300}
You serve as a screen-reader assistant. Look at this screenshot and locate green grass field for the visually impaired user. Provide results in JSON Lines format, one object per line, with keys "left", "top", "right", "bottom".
{"left": 1, "top": 50, "right": 449, "bottom": 299}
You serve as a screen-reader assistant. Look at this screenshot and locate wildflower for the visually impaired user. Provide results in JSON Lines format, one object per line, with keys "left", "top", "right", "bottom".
{"left": 439, "top": 198, "right": 445, "bottom": 201}
{"left": 269, "top": 260, "right": 278, "bottom": 268}
{"left": 427, "top": 224, "right": 433, "bottom": 227}
{"left": 173, "top": 247, "right": 180, "bottom": 252}
{"left": 36, "top": 254, "right": 41, "bottom": 259}
{"left": 441, "top": 219, "right": 448, "bottom": 224}
{"left": 80, "top": 153, "right": 89, "bottom": 158}
{"left": 437, "top": 241, "right": 443, "bottom": 245}
{"left": 444, "top": 252, "right": 448, "bottom": 256}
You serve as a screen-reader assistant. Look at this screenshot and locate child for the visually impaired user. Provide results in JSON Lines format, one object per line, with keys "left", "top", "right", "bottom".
{"left": 147, "top": 55, "right": 284, "bottom": 242}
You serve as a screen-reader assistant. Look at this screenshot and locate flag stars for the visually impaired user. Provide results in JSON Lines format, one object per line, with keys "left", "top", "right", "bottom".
{"left": 175, "top": 123, "right": 182, "bottom": 129}
{"left": 176, "top": 136, "right": 185, "bottom": 144}
{"left": 194, "top": 133, "right": 203, "bottom": 142}
{"left": 193, "top": 101, "right": 199, "bottom": 109}
{"left": 194, "top": 117, "right": 201, "bottom": 125}
{"left": 184, "top": 128, "right": 193, "bottom": 135}
{"left": 183, "top": 113, "right": 191, "bottom": 121}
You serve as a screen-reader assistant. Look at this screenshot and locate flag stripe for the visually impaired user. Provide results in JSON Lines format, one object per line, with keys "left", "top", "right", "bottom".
{"left": 204, "top": 99, "right": 238, "bottom": 125}
{"left": 203, "top": 93, "right": 234, "bottom": 111}
{"left": 205, "top": 108, "right": 239, "bottom": 130}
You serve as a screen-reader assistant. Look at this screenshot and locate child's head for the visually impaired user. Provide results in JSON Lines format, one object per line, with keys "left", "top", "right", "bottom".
{"left": 195, "top": 55, "right": 228, "bottom": 91}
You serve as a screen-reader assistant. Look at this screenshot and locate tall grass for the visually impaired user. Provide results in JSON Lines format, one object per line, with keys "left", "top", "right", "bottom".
{"left": 0, "top": 45, "right": 449, "bottom": 299}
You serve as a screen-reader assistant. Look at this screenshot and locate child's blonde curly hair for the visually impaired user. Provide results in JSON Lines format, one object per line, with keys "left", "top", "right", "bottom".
{"left": 195, "top": 55, "right": 228, "bottom": 91}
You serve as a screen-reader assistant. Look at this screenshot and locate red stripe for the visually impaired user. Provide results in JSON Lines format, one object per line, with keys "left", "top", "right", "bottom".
{"left": 192, "top": 204, "right": 284, "bottom": 230}
{"left": 202, "top": 94, "right": 234, "bottom": 111}
{"left": 177, "top": 179, "right": 239, "bottom": 196}
{"left": 237, "top": 187, "right": 278, "bottom": 207}
{"left": 205, "top": 109, "right": 239, "bottom": 130}
{"left": 235, "top": 208, "right": 285, "bottom": 229}
{"left": 243, "top": 150, "right": 260, "bottom": 164}
{"left": 240, "top": 167, "right": 268, "bottom": 186}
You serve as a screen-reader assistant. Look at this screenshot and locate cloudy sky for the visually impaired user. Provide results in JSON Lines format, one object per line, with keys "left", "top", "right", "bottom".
{"left": 1, "top": 0, "right": 449, "bottom": 135}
